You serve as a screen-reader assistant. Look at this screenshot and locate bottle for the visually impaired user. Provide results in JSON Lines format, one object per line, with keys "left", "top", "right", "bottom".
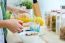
{"left": 33, "top": 0, "right": 41, "bottom": 17}
{"left": 30, "top": 22, "right": 40, "bottom": 32}
{"left": 33, "top": 0, "right": 45, "bottom": 26}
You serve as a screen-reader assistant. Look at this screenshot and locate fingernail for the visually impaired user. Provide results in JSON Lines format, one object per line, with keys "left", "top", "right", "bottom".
{"left": 18, "top": 30, "right": 23, "bottom": 33}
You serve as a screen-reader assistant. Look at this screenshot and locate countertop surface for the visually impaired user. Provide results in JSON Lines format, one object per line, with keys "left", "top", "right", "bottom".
{"left": 7, "top": 26, "right": 65, "bottom": 43}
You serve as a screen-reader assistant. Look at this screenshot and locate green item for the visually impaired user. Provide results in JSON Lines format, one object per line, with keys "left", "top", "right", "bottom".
{"left": 6, "top": 11, "right": 12, "bottom": 19}
{"left": 1, "top": 0, "right": 7, "bottom": 39}
{"left": 30, "top": 18, "right": 34, "bottom": 22}
{"left": 20, "top": 0, "right": 32, "bottom": 9}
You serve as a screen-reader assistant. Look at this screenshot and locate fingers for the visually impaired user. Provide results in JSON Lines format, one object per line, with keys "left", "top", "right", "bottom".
{"left": 14, "top": 20, "right": 23, "bottom": 33}
{"left": 16, "top": 28, "right": 23, "bottom": 33}
{"left": 18, "top": 23, "right": 23, "bottom": 29}
{"left": 17, "top": 20, "right": 23, "bottom": 31}
{"left": 18, "top": 20, "right": 23, "bottom": 25}
{"left": 11, "top": 28, "right": 22, "bottom": 33}
{"left": 11, "top": 19, "right": 23, "bottom": 33}
{"left": 15, "top": 24, "right": 23, "bottom": 33}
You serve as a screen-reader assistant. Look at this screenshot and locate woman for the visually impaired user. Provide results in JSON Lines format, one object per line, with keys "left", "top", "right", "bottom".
{"left": 0, "top": 0, "right": 23, "bottom": 43}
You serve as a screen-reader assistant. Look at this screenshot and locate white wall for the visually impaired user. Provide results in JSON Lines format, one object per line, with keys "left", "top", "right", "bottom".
{"left": 37, "top": 0, "right": 62, "bottom": 18}
{"left": 7, "top": 0, "right": 21, "bottom": 6}
{"left": 7, "top": 0, "right": 65, "bottom": 17}
{"left": 61, "top": 0, "right": 65, "bottom": 6}
{"left": 6, "top": 0, "right": 65, "bottom": 11}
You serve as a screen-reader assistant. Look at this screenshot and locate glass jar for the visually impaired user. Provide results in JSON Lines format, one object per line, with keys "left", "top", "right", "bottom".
{"left": 46, "top": 11, "right": 57, "bottom": 32}
{"left": 51, "top": 11, "right": 56, "bottom": 32}
{"left": 60, "top": 14, "right": 65, "bottom": 40}
{"left": 56, "top": 12, "right": 61, "bottom": 35}
{"left": 46, "top": 10, "right": 61, "bottom": 33}
{"left": 45, "top": 11, "right": 52, "bottom": 30}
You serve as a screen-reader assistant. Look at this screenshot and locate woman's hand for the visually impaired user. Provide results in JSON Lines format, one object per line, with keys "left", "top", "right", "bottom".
{"left": 5, "top": 19, "right": 23, "bottom": 33}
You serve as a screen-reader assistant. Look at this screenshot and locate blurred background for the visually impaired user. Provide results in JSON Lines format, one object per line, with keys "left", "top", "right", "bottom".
{"left": 0, "top": 0, "right": 65, "bottom": 43}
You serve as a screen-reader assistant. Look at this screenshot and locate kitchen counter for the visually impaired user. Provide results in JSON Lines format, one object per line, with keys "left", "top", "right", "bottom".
{"left": 7, "top": 26, "right": 65, "bottom": 43}
{"left": 39, "top": 26, "right": 65, "bottom": 43}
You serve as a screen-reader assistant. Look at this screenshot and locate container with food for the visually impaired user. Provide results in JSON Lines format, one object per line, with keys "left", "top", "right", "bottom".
{"left": 60, "top": 27, "right": 65, "bottom": 40}
{"left": 60, "top": 14, "right": 65, "bottom": 40}
{"left": 46, "top": 11, "right": 57, "bottom": 32}
{"left": 46, "top": 10, "right": 61, "bottom": 33}
{"left": 45, "top": 11, "right": 52, "bottom": 30}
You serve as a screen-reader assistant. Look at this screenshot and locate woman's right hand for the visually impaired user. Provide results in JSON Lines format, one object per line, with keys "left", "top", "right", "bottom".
{"left": 5, "top": 19, "right": 23, "bottom": 33}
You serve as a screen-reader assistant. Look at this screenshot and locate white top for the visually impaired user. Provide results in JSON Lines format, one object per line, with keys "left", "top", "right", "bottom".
{"left": 0, "top": 7, "right": 4, "bottom": 43}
